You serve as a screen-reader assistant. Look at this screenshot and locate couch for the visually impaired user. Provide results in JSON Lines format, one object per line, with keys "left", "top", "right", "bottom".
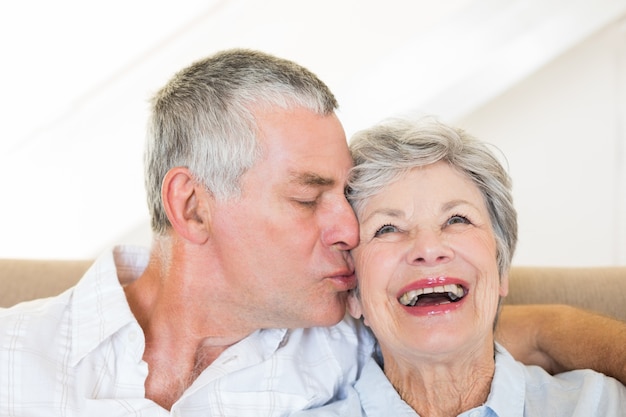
{"left": 1, "top": 259, "right": 625, "bottom": 322}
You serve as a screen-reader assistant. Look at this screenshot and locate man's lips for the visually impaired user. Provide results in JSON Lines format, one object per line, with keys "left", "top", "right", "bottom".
{"left": 327, "top": 269, "right": 356, "bottom": 291}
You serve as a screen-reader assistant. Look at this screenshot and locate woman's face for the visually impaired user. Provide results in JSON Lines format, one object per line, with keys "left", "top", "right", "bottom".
{"left": 348, "top": 161, "right": 508, "bottom": 361}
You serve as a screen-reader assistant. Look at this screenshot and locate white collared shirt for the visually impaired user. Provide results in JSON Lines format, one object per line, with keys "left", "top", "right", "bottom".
{"left": 0, "top": 245, "right": 374, "bottom": 416}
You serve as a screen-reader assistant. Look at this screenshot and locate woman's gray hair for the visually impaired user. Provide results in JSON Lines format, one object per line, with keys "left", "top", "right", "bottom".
{"left": 145, "top": 48, "right": 338, "bottom": 235}
{"left": 347, "top": 117, "right": 518, "bottom": 276}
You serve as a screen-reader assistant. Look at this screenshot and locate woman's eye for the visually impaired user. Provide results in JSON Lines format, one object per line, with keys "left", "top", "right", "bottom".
{"left": 447, "top": 215, "right": 471, "bottom": 226}
{"left": 374, "top": 224, "right": 398, "bottom": 237}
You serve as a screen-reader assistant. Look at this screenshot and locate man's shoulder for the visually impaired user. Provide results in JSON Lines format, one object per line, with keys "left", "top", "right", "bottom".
{"left": 518, "top": 352, "right": 626, "bottom": 415}
{"left": 0, "top": 247, "right": 138, "bottom": 353}
{"left": 0, "top": 288, "right": 75, "bottom": 359}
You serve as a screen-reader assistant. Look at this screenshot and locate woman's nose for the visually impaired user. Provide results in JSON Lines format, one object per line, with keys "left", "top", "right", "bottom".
{"left": 407, "top": 229, "right": 453, "bottom": 265}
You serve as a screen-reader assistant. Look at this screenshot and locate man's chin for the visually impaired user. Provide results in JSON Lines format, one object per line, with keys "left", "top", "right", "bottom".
{"left": 289, "top": 305, "right": 347, "bottom": 329}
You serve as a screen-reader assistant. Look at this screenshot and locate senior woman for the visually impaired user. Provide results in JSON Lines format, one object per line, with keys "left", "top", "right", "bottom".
{"left": 343, "top": 117, "right": 625, "bottom": 416}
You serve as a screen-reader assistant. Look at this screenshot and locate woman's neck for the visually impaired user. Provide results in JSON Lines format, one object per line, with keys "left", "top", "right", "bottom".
{"left": 381, "top": 345, "right": 495, "bottom": 417}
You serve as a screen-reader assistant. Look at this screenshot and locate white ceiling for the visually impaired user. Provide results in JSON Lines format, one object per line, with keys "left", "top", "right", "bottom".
{"left": 1, "top": 0, "right": 625, "bottom": 259}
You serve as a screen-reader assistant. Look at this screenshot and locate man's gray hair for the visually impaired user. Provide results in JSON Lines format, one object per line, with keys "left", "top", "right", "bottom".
{"left": 145, "top": 48, "right": 338, "bottom": 235}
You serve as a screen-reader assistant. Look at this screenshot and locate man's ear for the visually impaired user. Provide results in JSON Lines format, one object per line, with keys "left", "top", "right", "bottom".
{"left": 161, "top": 167, "right": 211, "bottom": 244}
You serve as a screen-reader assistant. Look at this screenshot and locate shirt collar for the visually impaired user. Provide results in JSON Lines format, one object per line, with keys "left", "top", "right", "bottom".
{"left": 355, "top": 356, "right": 418, "bottom": 416}
{"left": 67, "top": 245, "right": 289, "bottom": 371}
{"left": 69, "top": 245, "right": 148, "bottom": 365}
{"left": 483, "top": 343, "right": 526, "bottom": 417}
{"left": 356, "top": 344, "right": 527, "bottom": 417}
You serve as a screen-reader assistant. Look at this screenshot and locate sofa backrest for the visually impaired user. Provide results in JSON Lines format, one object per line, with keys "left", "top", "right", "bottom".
{"left": 0, "top": 259, "right": 92, "bottom": 308}
{"left": 504, "top": 266, "right": 626, "bottom": 321}
{"left": 1, "top": 259, "right": 625, "bottom": 322}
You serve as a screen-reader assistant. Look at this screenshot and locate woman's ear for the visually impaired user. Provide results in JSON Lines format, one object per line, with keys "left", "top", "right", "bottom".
{"left": 347, "top": 290, "right": 364, "bottom": 320}
{"left": 499, "top": 272, "right": 510, "bottom": 297}
{"left": 161, "top": 167, "right": 211, "bottom": 244}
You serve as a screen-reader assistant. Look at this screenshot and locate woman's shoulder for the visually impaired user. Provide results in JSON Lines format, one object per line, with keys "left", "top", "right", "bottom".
{"left": 522, "top": 357, "right": 626, "bottom": 415}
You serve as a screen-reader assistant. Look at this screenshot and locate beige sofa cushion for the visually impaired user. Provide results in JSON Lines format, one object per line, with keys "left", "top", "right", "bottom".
{"left": 504, "top": 266, "right": 626, "bottom": 321}
{"left": 0, "top": 259, "right": 625, "bottom": 322}
{"left": 0, "top": 259, "right": 92, "bottom": 307}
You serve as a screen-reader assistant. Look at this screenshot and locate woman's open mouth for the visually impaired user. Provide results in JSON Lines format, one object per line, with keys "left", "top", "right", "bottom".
{"left": 398, "top": 284, "right": 467, "bottom": 307}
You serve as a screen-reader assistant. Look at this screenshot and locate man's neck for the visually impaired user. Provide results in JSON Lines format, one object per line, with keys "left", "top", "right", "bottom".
{"left": 122, "top": 253, "right": 253, "bottom": 410}
{"left": 140, "top": 332, "right": 230, "bottom": 410}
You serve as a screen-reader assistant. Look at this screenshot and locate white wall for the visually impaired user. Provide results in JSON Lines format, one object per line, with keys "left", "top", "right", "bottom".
{"left": 1, "top": 3, "right": 624, "bottom": 267}
{"left": 112, "top": 16, "right": 626, "bottom": 267}
{"left": 457, "top": 19, "right": 626, "bottom": 266}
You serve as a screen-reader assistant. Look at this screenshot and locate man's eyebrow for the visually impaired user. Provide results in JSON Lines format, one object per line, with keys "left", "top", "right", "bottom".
{"left": 289, "top": 171, "right": 335, "bottom": 187}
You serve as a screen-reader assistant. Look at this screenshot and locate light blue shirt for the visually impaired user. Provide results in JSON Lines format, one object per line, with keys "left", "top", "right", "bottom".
{"left": 351, "top": 343, "right": 626, "bottom": 416}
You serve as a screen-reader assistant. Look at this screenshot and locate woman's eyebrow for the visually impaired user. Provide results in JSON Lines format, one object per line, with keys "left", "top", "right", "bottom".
{"left": 360, "top": 208, "right": 403, "bottom": 225}
{"left": 441, "top": 199, "right": 477, "bottom": 212}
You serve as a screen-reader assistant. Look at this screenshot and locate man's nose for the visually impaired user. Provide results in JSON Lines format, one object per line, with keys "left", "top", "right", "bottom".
{"left": 322, "top": 199, "right": 359, "bottom": 251}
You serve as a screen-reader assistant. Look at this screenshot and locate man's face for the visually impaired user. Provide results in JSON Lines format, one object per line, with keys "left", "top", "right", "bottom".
{"left": 208, "top": 106, "right": 359, "bottom": 329}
